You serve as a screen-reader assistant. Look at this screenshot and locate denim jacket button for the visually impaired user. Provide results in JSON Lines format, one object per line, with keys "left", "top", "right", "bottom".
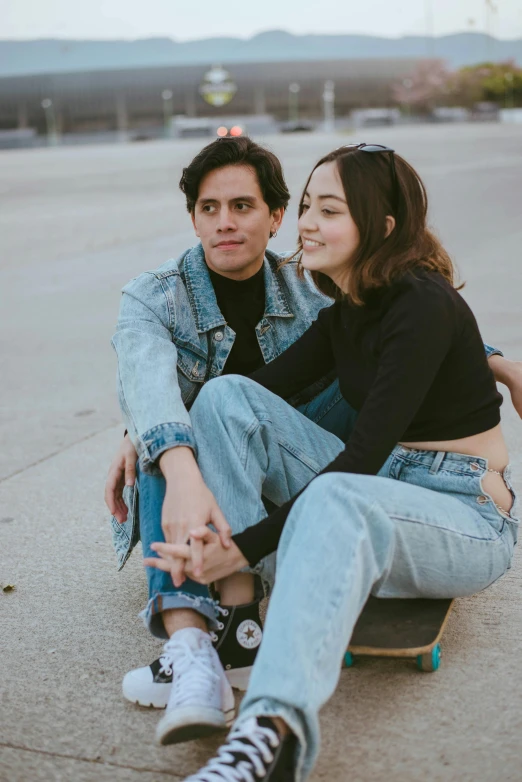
{"left": 214, "top": 331, "right": 224, "bottom": 342}
{"left": 477, "top": 495, "right": 489, "bottom": 504}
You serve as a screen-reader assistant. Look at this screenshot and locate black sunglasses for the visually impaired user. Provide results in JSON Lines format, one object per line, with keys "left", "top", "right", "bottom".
{"left": 339, "top": 143, "right": 398, "bottom": 207}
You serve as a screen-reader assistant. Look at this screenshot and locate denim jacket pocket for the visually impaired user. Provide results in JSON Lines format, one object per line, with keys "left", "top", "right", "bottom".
{"left": 176, "top": 348, "right": 207, "bottom": 407}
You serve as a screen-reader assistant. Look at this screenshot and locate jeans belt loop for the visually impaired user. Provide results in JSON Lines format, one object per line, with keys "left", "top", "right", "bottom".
{"left": 429, "top": 450, "right": 445, "bottom": 475}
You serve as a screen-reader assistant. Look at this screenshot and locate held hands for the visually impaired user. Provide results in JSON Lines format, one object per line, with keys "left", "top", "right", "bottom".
{"left": 104, "top": 434, "right": 138, "bottom": 523}
{"left": 144, "top": 526, "right": 249, "bottom": 587}
{"left": 158, "top": 447, "right": 232, "bottom": 586}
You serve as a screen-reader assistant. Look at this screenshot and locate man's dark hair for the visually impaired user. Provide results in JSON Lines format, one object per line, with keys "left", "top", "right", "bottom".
{"left": 179, "top": 136, "right": 290, "bottom": 214}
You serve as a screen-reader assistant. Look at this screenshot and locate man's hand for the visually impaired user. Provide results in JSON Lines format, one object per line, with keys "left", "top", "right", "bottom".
{"left": 489, "top": 356, "right": 522, "bottom": 419}
{"left": 105, "top": 434, "right": 138, "bottom": 523}
{"left": 158, "top": 447, "right": 232, "bottom": 586}
{"left": 145, "top": 527, "right": 248, "bottom": 586}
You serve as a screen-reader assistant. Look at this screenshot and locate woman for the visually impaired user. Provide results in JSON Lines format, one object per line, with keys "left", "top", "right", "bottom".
{"left": 146, "top": 144, "right": 519, "bottom": 782}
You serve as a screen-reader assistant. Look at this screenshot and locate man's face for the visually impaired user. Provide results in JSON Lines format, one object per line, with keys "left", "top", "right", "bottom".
{"left": 191, "top": 164, "right": 283, "bottom": 280}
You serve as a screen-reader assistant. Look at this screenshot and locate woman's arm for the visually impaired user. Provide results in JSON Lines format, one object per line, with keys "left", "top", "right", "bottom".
{"left": 248, "top": 305, "right": 335, "bottom": 398}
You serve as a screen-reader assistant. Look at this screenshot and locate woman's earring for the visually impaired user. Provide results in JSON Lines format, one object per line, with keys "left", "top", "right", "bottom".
{"left": 271, "top": 230, "right": 278, "bottom": 238}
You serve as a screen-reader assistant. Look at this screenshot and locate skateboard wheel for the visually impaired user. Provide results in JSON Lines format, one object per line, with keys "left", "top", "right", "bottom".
{"left": 344, "top": 651, "right": 354, "bottom": 668}
{"left": 417, "top": 644, "right": 441, "bottom": 672}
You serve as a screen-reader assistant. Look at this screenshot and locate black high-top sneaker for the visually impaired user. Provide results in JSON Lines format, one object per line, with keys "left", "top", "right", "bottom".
{"left": 122, "top": 588, "right": 264, "bottom": 708}
{"left": 184, "top": 717, "right": 297, "bottom": 781}
{"left": 211, "top": 596, "right": 264, "bottom": 691}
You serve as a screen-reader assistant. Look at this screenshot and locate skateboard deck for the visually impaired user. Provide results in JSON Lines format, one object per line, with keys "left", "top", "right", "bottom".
{"left": 344, "top": 597, "right": 454, "bottom": 672}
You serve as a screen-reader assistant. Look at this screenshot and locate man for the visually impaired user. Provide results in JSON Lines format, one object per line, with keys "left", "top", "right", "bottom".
{"left": 107, "top": 136, "right": 522, "bottom": 745}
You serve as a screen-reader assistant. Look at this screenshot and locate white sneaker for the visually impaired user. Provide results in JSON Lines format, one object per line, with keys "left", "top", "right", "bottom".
{"left": 122, "top": 599, "right": 262, "bottom": 708}
{"left": 155, "top": 627, "right": 235, "bottom": 746}
{"left": 122, "top": 653, "right": 174, "bottom": 709}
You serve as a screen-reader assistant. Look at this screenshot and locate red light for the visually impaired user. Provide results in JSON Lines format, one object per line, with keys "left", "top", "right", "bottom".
{"left": 230, "top": 126, "right": 243, "bottom": 137}
{"left": 216, "top": 126, "right": 228, "bottom": 137}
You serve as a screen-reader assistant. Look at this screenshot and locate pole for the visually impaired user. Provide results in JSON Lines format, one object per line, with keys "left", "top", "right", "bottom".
{"left": 41, "top": 99, "right": 58, "bottom": 146}
{"left": 288, "top": 83, "right": 300, "bottom": 123}
{"left": 322, "top": 81, "right": 335, "bottom": 132}
{"left": 504, "top": 72, "right": 514, "bottom": 109}
{"left": 425, "top": 0, "right": 435, "bottom": 57}
{"left": 402, "top": 79, "right": 413, "bottom": 119}
{"left": 162, "top": 90, "right": 174, "bottom": 137}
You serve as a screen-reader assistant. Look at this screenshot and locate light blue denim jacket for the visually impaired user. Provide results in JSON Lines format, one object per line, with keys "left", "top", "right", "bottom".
{"left": 111, "top": 243, "right": 333, "bottom": 567}
{"left": 111, "top": 242, "right": 502, "bottom": 569}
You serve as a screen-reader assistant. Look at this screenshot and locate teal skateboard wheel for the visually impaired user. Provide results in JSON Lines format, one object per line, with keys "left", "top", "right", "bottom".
{"left": 417, "top": 643, "right": 441, "bottom": 672}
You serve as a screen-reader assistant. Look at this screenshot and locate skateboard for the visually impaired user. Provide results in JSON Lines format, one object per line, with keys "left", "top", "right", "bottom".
{"left": 344, "top": 596, "right": 454, "bottom": 672}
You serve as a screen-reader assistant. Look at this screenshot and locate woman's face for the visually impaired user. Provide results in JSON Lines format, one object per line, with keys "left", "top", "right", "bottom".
{"left": 298, "top": 161, "right": 359, "bottom": 289}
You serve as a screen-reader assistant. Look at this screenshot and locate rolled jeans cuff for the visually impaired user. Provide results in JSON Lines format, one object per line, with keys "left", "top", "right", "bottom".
{"left": 237, "top": 698, "right": 310, "bottom": 782}
{"left": 137, "top": 423, "right": 197, "bottom": 476}
{"left": 139, "top": 592, "right": 218, "bottom": 639}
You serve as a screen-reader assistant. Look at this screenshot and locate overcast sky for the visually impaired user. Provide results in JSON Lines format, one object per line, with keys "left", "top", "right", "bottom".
{"left": 3, "top": 0, "right": 522, "bottom": 41}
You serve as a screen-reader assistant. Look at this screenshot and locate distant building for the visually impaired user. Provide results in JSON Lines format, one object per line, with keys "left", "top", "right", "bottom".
{"left": 0, "top": 57, "right": 432, "bottom": 138}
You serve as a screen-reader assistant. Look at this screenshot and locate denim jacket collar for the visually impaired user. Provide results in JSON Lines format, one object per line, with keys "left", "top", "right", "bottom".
{"left": 183, "top": 243, "right": 294, "bottom": 334}
{"left": 263, "top": 250, "right": 294, "bottom": 319}
{"left": 183, "top": 244, "right": 226, "bottom": 334}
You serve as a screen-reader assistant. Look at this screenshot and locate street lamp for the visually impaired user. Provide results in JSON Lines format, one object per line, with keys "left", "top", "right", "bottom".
{"left": 322, "top": 81, "right": 335, "bottom": 132}
{"left": 161, "top": 89, "right": 174, "bottom": 137}
{"left": 41, "top": 98, "right": 58, "bottom": 146}
{"left": 402, "top": 79, "right": 414, "bottom": 119}
{"left": 425, "top": 0, "right": 435, "bottom": 56}
{"left": 504, "top": 73, "right": 514, "bottom": 110}
{"left": 288, "top": 83, "right": 300, "bottom": 123}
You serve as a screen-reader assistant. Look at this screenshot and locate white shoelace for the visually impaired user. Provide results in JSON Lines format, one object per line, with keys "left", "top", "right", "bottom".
{"left": 158, "top": 640, "right": 176, "bottom": 677}
{"left": 185, "top": 718, "right": 280, "bottom": 782}
{"left": 162, "top": 634, "right": 220, "bottom": 708}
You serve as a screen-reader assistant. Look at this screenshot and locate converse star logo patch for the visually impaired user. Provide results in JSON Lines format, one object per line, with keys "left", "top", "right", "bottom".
{"left": 236, "top": 619, "right": 262, "bottom": 650}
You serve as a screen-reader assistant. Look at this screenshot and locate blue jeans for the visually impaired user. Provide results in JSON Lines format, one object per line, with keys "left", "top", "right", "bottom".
{"left": 139, "top": 379, "right": 356, "bottom": 638}
{"left": 188, "top": 375, "right": 518, "bottom": 781}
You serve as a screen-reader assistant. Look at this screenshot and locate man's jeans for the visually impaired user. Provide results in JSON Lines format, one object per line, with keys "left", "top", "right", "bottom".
{"left": 189, "top": 375, "right": 518, "bottom": 782}
{"left": 139, "top": 379, "right": 357, "bottom": 638}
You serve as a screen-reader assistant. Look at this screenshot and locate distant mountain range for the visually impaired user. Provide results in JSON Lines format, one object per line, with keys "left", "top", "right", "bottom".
{"left": 1, "top": 31, "right": 521, "bottom": 79}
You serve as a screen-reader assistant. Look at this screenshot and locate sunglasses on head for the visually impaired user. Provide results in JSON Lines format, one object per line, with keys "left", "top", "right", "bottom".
{"left": 339, "top": 143, "right": 398, "bottom": 208}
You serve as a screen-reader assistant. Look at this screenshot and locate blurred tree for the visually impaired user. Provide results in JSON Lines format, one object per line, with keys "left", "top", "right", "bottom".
{"left": 448, "top": 61, "right": 522, "bottom": 108}
{"left": 391, "top": 61, "right": 451, "bottom": 115}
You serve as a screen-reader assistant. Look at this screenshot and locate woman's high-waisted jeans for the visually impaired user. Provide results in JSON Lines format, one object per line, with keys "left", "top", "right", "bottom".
{"left": 188, "top": 375, "right": 518, "bottom": 782}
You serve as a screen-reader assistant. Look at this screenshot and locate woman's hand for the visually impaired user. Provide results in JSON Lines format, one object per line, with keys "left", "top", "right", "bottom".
{"left": 104, "top": 434, "right": 138, "bottom": 523}
{"left": 144, "top": 526, "right": 248, "bottom": 586}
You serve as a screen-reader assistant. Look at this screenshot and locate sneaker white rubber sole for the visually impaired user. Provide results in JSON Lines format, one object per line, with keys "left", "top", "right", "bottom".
{"left": 122, "top": 675, "right": 171, "bottom": 709}
{"left": 155, "top": 705, "right": 236, "bottom": 745}
{"left": 123, "top": 666, "right": 252, "bottom": 709}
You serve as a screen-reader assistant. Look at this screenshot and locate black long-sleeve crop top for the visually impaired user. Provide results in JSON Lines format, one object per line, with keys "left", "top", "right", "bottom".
{"left": 232, "top": 269, "right": 502, "bottom": 565}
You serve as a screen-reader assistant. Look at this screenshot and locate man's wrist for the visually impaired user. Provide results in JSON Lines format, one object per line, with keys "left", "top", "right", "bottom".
{"left": 159, "top": 445, "right": 199, "bottom": 481}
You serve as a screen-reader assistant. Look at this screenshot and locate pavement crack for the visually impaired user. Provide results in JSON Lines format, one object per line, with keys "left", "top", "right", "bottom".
{"left": 0, "top": 741, "right": 185, "bottom": 778}
{"left": 0, "top": 423, "right": 120, "bottom": 484}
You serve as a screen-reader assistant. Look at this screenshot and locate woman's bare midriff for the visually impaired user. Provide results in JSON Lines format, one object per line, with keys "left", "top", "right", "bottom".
{"left": 400, "top": 423, "right": 513, "bottom": 514}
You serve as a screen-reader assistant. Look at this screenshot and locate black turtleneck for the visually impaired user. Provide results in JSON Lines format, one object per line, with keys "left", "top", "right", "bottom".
{"left": 208, "top": 265, "right": 266, "bottom": 376}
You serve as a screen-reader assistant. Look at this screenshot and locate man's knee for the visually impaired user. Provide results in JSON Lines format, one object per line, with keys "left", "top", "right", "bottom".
{"left": 193, "top": 374, "right": 258, "bottom": 422}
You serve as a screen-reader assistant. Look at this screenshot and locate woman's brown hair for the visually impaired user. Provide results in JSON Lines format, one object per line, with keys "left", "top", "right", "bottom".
{"left": 289, "top": 146, "right": 462, "bottom": 305}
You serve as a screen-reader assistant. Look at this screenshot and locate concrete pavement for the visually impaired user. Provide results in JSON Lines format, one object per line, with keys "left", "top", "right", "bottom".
{"left": 1, "top": 124, "right": 522, "bottom": 781}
